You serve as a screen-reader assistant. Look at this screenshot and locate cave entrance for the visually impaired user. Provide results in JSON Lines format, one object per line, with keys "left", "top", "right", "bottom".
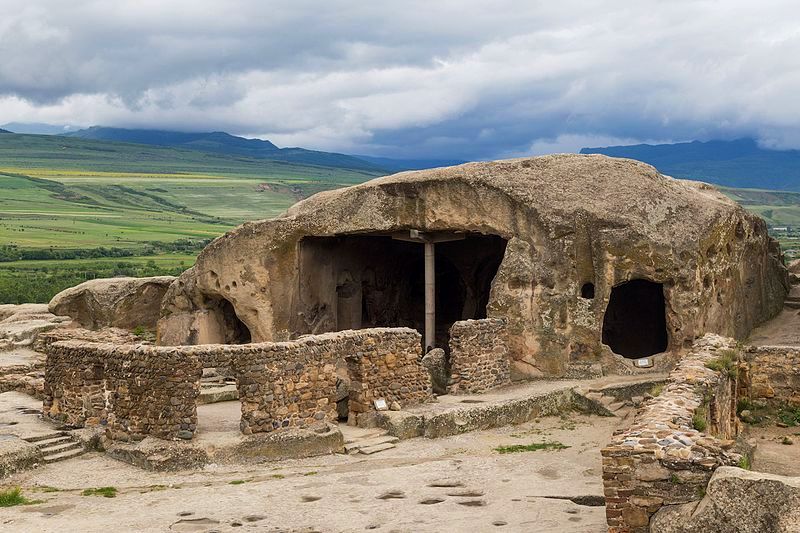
{"left": 297, "top": 232, "right": 507, "bottom": 350}
{"left": 219, "top": 299, "right": 252, "bottom": 345}
{"left": 601, "top": 279, "right": 668, "bottom": 359}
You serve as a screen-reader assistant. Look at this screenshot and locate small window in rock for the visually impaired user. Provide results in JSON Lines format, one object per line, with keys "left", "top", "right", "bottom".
{"left": 580, "top": 282, "right": 595, "bottom": 299}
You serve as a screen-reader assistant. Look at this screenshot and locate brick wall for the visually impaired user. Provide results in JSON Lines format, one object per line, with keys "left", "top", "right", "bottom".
{"left": 601, "top": 335, "right": 743, "bottom": 532}
{"left": 345, "top": 328, "right": 432, "bottom": 420}
{"left": 745, "top": 345, "right": 800, "bottom": 406}
{"left": 448, "top": 319, "right": 511, "bottom": 394}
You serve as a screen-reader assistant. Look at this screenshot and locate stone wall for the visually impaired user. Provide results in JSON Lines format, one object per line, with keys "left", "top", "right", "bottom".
{"left": 104, "top": 346, "right": 202, "bottom": 441}
{"left": 43, "top": 328, "right": 432, "bottom": 439}
{"left": 448, "top": 319, "right": 510, "bottom": 394}
{"left": 601, "top": 335, "right": 743, "bottom": 533}
{"left": 43, "top": 341, "right": 105, "bottom": 427}
{"left": 345, "top": 328, "right": 431, "bottom": 420}
{"left": 232, "top": 339, "right": 338, "bottom": 434}
{"left": 745, "top": 345, "right": 800, "bottom": 406}
{"left": 43, "top": 341, "right": 202, "bottom": 440}
{"left": 231, "top": 328, "right": 430, "bottom": 433}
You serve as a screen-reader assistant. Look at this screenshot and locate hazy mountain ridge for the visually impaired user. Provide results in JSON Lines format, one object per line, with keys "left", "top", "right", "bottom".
{"left": 581, "top": 139, "right": 800, "bottom": 191}
{"left": 354, "top": 154, "right": 469, "bottom": 172}
{"left": 65, "top": 127, "right": 386, "bottom": 172}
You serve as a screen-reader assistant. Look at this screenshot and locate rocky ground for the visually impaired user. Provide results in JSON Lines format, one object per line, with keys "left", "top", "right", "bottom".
{"left": 747, "top": 284, "right": 800, "bottom": 346}
{"left": 2, "top": 404, "right": 621, "bottom": 533}
{"left": 749, "top": 424, "right": 800, "bottom": 477}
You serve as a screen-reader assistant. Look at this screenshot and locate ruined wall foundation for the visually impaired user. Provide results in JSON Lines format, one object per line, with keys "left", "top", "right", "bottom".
{"left": 601, "top": 334, "right": 742, "bottom": 532}
{"left": 448, "top": 318, "right": 511, "bottom": 394}
{"left": 344, "top": 328, "right": 431, "bottom": 420}
{"left": 104, "top": 346, "right": 201, "bottom": 441}
{"left": 44, "top": 341, "right": 202, "bottom": 440}
{"left": 233, "top": 340, "right": 338, "bottom": 434}
{"left": 745, "top": 345, "right": 800, "bottom": 406}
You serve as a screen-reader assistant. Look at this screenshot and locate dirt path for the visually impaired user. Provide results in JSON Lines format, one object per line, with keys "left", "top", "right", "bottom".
{"left": 748, "top": 285, "right": 800, "bottom": 346}
{"left": 2, "top": 412, "right": 624, "bottom": 533}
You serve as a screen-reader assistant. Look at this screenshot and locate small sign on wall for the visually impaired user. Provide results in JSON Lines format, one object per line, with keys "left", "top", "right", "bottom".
{"left": 373, "top": 398, "right": 388, "bottom": 411}
{"left": 636, "top": 357, "right": 653, "bottom": 368}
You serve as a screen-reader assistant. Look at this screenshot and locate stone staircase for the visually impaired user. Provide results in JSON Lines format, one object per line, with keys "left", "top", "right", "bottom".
{"left": 785, "top": 286, "right": 800, "bottom": 309}
{"left": 341, "top": 427, "right": 399, "bottom": 455}
{"left": 23, "top": 431, "right": 85, "bottom": 464}
{"left": 578, "top": 376, "right": 668, "bottom": 417}
{"left": 583, "top": 390, "right": 636, "bottom": 415}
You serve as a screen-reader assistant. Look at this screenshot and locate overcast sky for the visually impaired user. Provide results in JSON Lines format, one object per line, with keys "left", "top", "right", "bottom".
{"left": 1, "top": 1, "right": 799, "bottom": 159}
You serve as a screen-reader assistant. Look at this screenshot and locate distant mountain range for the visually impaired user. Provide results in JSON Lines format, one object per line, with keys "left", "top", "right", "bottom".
{"left": 6, "top": 123, "right": 800, "bottom": 187}
{"left": 581, "top": 139, "right": 800, "bottom": 191}
{"left": 1, "top": 122, "right": 79, "bottom": 135}
{"left": 58, "top": 126, "right": 465, "bottom": 173}
{"left": 65, "top": 127, "right": 386, "bottom": 172}
{"left": 354, "top": 154, "right": 467, "bottom": 172}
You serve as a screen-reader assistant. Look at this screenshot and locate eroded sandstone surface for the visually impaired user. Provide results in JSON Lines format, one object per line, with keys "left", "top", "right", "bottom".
{"left": 159, "top": 154, "right": 788, "bottom": 378}
{"left": 50, "top": 276, "right": 175, "bottom": 330}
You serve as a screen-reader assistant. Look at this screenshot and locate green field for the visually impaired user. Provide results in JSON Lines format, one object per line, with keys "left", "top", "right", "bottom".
{"left": 721, "top": 187, "right": 800, "bottom": 259}
{"left": 0, "top": 253, "right": 196, "bottom": 304}
{"left": 0, "top": 133, "right": 381, "bottom": 251}
{"left": 1, "top": 132, "right": 799, "bottom": 303}
{"left": 0, "top": 133, "right": 384, "bottom": 302}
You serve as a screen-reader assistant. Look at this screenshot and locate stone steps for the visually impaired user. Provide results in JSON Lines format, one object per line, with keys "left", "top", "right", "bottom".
{"left": 23, "top": 431, "right": 69, "bottom": 443}
{"left": 579, "top": 386, "right": 648, "bottom": 416}
{"left": 343, "top": 430, "right": 386, "bottom": 445}
{"left": 198, "top": 384, "right": 239, "bottom": 405}
{"left": 343, "top": 434, "right": 399, "bottom": 455}
{"left": 40, "top": 440, "right": 82, "bottom": 455}
{"left": 23, "top": 431, "right": 85, "bottom": 464}
{"left": 43, "top": 447, "right": 85, "bottom": 464}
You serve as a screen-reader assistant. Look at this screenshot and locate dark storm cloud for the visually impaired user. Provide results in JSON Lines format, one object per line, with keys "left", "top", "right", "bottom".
{"left": 2, "top": 0, "right": 800, "bottom": 158}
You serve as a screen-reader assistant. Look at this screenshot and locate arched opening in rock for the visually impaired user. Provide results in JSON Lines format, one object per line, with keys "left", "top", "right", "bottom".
{"left": 219, "top": 299, "right": 252, "bottom": 345}
{"left": 601, "top": 279, "right": 668, "bottom": 359}
{"left": 581, "top": 282, "right": 595, "bottom": 299}
{"left": 193, "top": 298, "right": 251, "bottom": 440}
{"left": 296, "top": 233, "right": 507, "bottom": 349}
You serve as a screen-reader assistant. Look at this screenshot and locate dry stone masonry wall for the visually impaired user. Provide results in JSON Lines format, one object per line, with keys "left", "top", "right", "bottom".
{"left": 44, "top": 341, "right": 202, "bottom": 440}
{"left": 345, "top": 328, "right": 431, "bottom": 420}
{"left": 601, "top": 334, "right": 743, "bottom": 533}
{"left": 448, "top": 319, "right": 511, "bottom": 394}
{"left": 745, "top": 345, "right": 800, "bottom": 406}
{"left": 104, "top": 346, "right": 202, "bottom": 441}
{"left": 232, "top": 339, "right": 338, "bottom": 434}
{"left": 44, "top": 341, "right": 105, "bottom": 427}
{"left": 43, "top": 327, "right": 433, "bottom": 440}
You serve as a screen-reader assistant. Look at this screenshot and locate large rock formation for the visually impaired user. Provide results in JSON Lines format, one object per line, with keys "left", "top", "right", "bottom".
{"left": 651, "top": 466, "right": 800, "bottom": 533}
{"left": 0, "top": 304, "right": 69, "bottom": 350}
{"left": 50, "top": 276, "right": 175, "bottom": 330}
{"left": 159, "top": 155, "right": 788, "bottom": 377}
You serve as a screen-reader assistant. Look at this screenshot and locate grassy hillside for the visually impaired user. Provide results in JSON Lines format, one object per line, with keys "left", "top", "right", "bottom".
{"left": 720, "top": 187, "right": 800, "bottom": 259}
{"left": 0, "top": 132, "right": 384, "bottom": 302}
{"left": 0, "top": 132, "right": 382, "bottom": 250}
{"left": 65, "top": 127, "right": 386, "bottom": 172}
{"left": 2, "top": 131, "right": 799, "bottom": 303}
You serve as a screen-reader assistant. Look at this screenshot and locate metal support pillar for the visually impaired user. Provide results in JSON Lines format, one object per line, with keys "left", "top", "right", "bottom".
{"left": 391, "top": 229, "right": 463, "bottom": 351}
{"left": 424, "top": 240, "right": 435, "bottom": 350}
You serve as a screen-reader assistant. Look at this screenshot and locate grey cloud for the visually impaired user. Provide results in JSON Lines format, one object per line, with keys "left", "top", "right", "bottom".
{"left": 1, "top": 0, "right": 799, "bottom": 158}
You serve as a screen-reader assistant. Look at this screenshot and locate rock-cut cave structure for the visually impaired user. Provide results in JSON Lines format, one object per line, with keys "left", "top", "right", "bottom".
{"left": 157, "top": 154, "right": 789, "bottom": 378}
